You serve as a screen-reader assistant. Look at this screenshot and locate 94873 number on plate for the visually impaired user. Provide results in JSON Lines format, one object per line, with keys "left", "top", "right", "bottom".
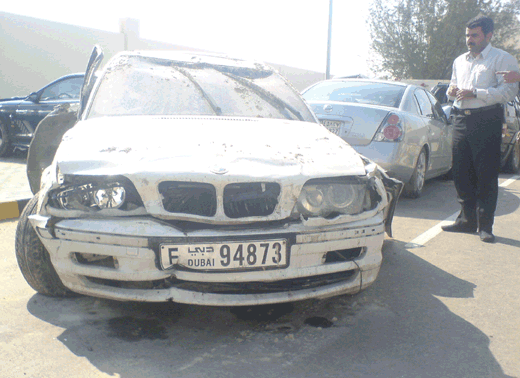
{"left": 160, "top": 239, "right": 288, "bottom": 271}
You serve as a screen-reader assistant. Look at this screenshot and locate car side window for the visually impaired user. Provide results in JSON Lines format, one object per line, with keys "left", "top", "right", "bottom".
{"left": 414, "top": 89, "right": 435, "bottom": 118}
{"left": 402, "top": 91, "right": 421, "bottom": 115}
{"left": 426, "top": 91, "right": 447, "bottom": 122}
{"left": 40, "top": 77, "right": 83, "bottom": 101}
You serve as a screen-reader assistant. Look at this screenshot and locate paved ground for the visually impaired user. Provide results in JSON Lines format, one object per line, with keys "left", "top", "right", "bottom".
{"left": 1, "top": 175, "right": 519, "bottom": 377}
{"left": 0, "top": 151, "right": 32, "bottom": 221}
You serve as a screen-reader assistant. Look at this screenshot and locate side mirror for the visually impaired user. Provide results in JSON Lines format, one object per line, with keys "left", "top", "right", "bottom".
{"left": 27, "top": 92, "right": 39, "bottom": 102}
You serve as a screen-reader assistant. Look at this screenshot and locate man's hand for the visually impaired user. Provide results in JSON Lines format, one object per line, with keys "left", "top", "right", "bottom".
{"left": 497, "top": 71, "right": 520, "bottom": 83}
{"left": 447, "top": 85, "right": 459, "bottom": 97}
{"left": 455, "top": 89, "right": 476, "bottom": 101}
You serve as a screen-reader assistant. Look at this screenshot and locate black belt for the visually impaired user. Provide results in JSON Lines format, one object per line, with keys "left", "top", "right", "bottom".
{"left": 452, "top": 104, "right": 502, "bottom": 116}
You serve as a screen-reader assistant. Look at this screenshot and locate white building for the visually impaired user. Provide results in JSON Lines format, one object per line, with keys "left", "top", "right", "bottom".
{"left": 0, "top": 12, "right": 325, "bottom": 98}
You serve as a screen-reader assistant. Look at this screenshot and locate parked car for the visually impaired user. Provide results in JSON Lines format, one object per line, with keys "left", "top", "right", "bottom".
{"left": 0, "top": 73, "right": 85, "bottom": 157}
{"left": 15, "top": 47, "right": 403, "bottom": 306}
{"left": 302, "top": 79, "right": 453, "bottom": 198}
{"left": 431, "top": 82, "right": 520, "bottom": 173}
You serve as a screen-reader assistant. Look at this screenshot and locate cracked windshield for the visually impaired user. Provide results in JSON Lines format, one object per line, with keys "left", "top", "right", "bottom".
{"left": 88, "top": 55, "right": 315, "bottom": 122}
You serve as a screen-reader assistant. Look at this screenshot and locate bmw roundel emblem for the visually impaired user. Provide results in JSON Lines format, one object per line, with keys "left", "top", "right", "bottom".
{"left": 210, "top": 166, "right": 228, "bottom": 175}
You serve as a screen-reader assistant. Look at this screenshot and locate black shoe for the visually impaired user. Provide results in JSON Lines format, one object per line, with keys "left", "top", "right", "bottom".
{"left": 479, "top": 230, "right": 495, "bottom": 243}
{"left": 441, "top": 222, "right": 477, "bottom": 234}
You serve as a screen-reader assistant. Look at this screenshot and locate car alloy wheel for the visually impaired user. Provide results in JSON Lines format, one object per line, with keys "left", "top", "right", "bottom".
{"left": 404, "top": 148, "right": 427, "bottom": 198}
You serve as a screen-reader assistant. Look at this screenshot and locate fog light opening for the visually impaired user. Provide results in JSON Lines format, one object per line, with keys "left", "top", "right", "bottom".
{"left": 73, "top": 252, "right": 118, "bottom": 269}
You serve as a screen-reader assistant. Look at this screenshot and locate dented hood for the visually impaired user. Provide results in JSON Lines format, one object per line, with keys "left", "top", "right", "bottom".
{"left": 54, "top": 116, "right": 366, "bottom": 179}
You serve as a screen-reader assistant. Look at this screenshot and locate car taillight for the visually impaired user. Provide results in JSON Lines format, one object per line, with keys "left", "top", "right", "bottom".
{"left": 383, "top": 125, "right": 401, "bottom": 140}
{"left": 374, "top": 113, "right": 403, "bottom": 142}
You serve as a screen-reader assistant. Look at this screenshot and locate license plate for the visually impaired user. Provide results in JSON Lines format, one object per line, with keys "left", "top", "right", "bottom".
{"left": 321, "top": 120, "right": 342, "bottom": 135}
{"left": 160, "top": 239, "right": 288, "bottom": 271}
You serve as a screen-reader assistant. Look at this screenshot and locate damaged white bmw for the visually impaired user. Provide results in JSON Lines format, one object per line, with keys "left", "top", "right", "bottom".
{"left": 16, "top": 46, "right": 403, "bottom": 306}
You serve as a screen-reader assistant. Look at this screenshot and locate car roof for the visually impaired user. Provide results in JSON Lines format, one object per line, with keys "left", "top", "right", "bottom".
{"left": 57, "top": 73, "right": 85, "bottom": 78}
{"left": 113, "top": 50, "right": 272, "bottom": 71}
{"left": 324, "top": 78, "right": 409, "bottom": 87}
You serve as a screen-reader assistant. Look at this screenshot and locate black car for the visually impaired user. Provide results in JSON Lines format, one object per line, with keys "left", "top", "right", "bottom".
{"left": 432, "top": 82, "right": 520, "bottom": 173}
{"left": 0, "top": 73, "right": 85, "bottom": 157}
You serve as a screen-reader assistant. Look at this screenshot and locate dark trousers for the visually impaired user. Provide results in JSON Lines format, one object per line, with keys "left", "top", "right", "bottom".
{"left": 450, "top": 106, "right": 503, "bottom": 232}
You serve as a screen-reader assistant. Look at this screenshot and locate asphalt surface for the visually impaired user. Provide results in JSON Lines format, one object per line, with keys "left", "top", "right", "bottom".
{"left": 1, "top": 151, "right": 520, "bottom": 377}
{"left": 0, "top": 150, "right": 33, "bottom": 221}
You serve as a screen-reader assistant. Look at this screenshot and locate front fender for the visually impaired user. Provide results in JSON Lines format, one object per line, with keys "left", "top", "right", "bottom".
{"left": 381, "top": 172, "right": 403, "bottom": 238}
{"left": 361, "top": 156, "right": 403, "bottom": 238}
{"left": 26, "top": 103, "right": 79, "bottom": 194}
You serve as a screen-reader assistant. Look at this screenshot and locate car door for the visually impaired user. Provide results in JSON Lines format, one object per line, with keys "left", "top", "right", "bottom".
{"left": 13, "top": 76, "right": 83, "bottom": 139}
{"left": 426, "top": 90, "right": 452, "bottom": 171}
{"left": 413, "top": 88, "right": 445, "bottom": 174}
{"left": 78, "top": 45, "right": 104, "bottom": 120}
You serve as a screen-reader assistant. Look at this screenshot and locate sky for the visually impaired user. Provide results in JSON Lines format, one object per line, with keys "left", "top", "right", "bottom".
{"left": 2, "top": 0, "right": 373, "bottom": 76}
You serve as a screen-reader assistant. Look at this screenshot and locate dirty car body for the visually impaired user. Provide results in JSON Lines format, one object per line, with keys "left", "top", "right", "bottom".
{"left": 18, "top": 49, "right": 402, "bottom": 306}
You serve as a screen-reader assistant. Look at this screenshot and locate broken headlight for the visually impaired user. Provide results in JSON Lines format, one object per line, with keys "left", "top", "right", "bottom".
{"left": 49, "top": 175, "right": 143, "bottom": 212}
{"left": 295, "top": 177, "right": 372, "bottom": 218}
{"left": 57, "top": 182, "right": 125, "bottom": 210}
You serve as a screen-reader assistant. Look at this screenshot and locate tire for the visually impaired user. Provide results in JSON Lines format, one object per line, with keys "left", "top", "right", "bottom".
{"left": 504, "top": 141, "right": 520, "bottom": 174}
{"left": 403, "top": 148, "right": 427, "bottom": 198}
{"left": 0, "top": 118, "right": 12, "bottom": 157}
{"left": 15, "top": 194, "right": 77, "bottom": 297}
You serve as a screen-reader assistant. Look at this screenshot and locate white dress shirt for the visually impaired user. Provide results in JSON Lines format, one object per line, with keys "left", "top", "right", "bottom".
{"left": 450, "top": 43, "right": 519, "bottom": 109}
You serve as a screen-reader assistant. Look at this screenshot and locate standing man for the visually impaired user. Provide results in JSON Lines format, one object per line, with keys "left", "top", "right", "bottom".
{"left": 442, "top": 15, "right": 519, "bottom": 243}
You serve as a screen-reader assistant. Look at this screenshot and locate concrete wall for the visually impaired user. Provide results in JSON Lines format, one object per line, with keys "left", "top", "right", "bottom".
{"left": 0, "top": 12, "right": 324, "bottom": 98}
{"left": 0, "top": 12, "right": 122, "bottom": 97}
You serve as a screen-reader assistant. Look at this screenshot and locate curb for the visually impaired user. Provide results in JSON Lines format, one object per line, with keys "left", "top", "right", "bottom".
{"left": 0, "top": 198, "right": 30, "bottom": 221}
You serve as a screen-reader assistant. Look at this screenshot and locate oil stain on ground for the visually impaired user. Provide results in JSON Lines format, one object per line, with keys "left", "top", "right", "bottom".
{"left": 230, "top": 303, "right": 294, "bottom": 322}
{"left": 304, "top": 316, "right": 334, "bottom": 328}
{"left": 107, "top": 316, "right": 168, "bottom": 342}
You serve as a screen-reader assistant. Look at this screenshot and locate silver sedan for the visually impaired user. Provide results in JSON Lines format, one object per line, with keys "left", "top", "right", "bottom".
{"left": 302, "top": 79, "right": 453, "bottom": 198}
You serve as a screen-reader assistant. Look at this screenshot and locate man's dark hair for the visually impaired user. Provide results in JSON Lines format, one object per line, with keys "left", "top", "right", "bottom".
{"left": 467, "top": 15, "right": 494, "bottom": 35}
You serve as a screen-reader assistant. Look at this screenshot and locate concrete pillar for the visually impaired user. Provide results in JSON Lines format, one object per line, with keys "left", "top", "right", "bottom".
{"left": 119, "top": 18, "right": 140, "bottom": 50}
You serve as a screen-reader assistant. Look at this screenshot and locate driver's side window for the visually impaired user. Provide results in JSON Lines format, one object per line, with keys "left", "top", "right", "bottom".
{"left": 414, "top": 89, "right": 434, "bottom": 118}
{"left": 40, "top": 77, "right": 83, "bottom": 101}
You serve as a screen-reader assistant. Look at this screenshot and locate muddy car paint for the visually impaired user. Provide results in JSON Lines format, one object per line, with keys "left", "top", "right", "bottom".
{"left": 17, "top": 48, "right": 403, "bottom": 306}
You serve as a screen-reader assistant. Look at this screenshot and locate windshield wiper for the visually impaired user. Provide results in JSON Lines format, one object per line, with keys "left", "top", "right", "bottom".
{"left": 220, "top": 71, "right": 304, "bottom": 121}
{"left": 173, "top": 66, "right": 222, "bottom": 116}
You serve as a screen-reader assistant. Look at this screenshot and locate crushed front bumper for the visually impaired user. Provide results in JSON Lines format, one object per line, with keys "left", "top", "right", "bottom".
{"left": 30, "top": 214, "right": 386, "bottom": 306}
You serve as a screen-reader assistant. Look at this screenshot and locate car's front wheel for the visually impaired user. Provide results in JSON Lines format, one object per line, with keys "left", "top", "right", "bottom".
{"left": 403, "top": 148, "right": 427, "bottom": 198}
{"left": 15, "top": 194, "right": 77, "bottom": 297}
{"left": 504, "top": 140, "right": 520, "bottom": 173}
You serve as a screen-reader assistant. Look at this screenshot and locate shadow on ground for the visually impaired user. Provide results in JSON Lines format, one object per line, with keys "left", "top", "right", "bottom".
{"left": 26, "top": 238, "right": 513, "bottom": 378}
{"left": 396, "top": 175, "right": 520, "bottom": 221}
{"left": 0, "top": 148, "right": 27, "bottom": 163}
